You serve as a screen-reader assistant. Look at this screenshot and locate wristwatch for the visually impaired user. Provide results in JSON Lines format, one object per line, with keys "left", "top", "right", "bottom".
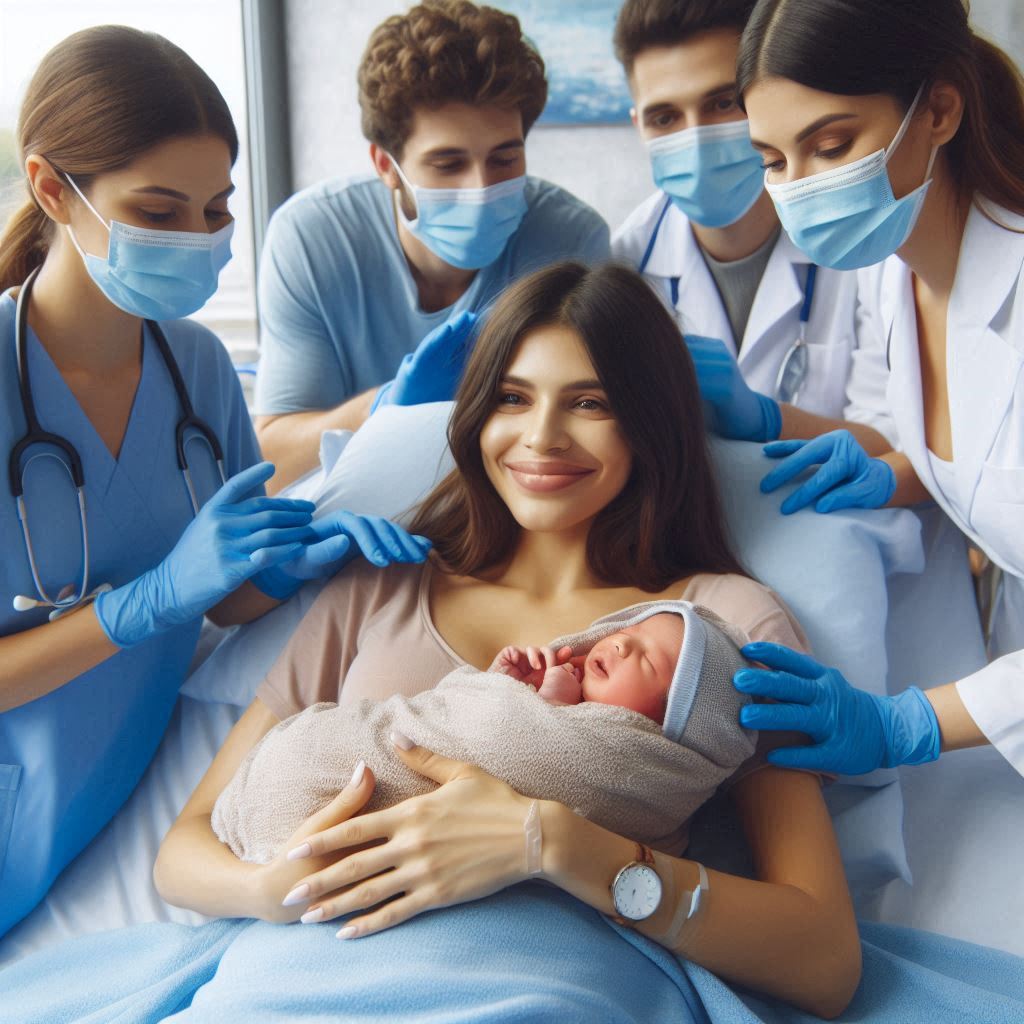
{"left": 610, "top": 843, "right": 663, "bottom": 922}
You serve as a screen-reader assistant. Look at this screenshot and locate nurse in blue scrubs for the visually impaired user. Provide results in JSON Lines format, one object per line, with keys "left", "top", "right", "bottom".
{"left": 0, "top": 26, "right": 428, "bottom": 938}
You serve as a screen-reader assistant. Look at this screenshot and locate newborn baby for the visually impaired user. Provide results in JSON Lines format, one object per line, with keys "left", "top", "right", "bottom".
{"left": 491, "top": 611, "right": 685, "bottom": 719}
{"left": 213, "top": 601, "right": 757, "bottom": 864}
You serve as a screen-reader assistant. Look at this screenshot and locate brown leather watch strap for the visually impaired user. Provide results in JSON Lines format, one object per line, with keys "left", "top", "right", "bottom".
{"left": 636, "top": 842, "right": 655, "bottom": 867}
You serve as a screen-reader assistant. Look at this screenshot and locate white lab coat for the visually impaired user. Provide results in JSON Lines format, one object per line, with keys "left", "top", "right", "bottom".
{"left": 613, "top": 191, "right": 893, "bottom": 433}
{"left": 856, "top": 199, "right": 1024, "bottom": 774}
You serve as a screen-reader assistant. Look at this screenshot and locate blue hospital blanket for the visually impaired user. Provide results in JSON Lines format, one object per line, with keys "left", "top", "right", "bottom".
{"left": 2, "top": 885, "right": 1022, "bottom": 1023}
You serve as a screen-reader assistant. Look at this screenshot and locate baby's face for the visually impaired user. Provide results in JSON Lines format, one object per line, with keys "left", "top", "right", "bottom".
{"left": 581, "top": 613, "right": 684, "bottom": 722}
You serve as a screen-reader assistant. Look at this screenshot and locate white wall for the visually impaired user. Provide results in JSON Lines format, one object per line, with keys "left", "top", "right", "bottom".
{"left": 283, "top": 0, "right": 1024, "bottom": 234}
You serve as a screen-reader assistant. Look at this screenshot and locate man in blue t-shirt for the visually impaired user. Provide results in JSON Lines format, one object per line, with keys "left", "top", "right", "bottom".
{"left": 255, "top": 1, "right": 610, "bottom": 489}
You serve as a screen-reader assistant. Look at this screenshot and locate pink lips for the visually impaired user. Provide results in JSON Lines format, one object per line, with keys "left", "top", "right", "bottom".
{"left": 504, "top": 459, "right": 594, "bottom": 493}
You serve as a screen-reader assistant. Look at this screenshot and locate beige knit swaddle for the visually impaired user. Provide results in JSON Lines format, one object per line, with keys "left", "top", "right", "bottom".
{"left": 212, "top": 603, "right": 755, "bottom": 863}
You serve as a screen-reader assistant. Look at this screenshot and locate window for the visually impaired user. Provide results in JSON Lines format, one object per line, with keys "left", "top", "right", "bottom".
{"left": 0, "top": 0, "right": 258, "bottom": 365}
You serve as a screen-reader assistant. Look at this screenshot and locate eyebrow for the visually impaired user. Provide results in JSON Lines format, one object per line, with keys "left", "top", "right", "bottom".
{"left": 640, "top": 83, "right": 735, "bottom": 120}
{"left": 129, "top": 184, "right": 236, "bottom": 202}
{"left": 421, "top": 139, "right": 525, "bottom": 159}
{"left": 501, "top": 375, "right": 604, "bottom": 391}
{"left": 750, "top": 112, "right": 858, "bottom": 150}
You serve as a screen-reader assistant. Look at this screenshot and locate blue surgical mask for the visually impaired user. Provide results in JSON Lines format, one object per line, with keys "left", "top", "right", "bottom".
{"left": 765, "top": 87, "right": 937, "bottom": 271}
{"left": 389, "top": 157, "right": 528, "bottom": 270}
{"left": 64, "top": 174, "right": 233, "bottom": 321}
{"left": 647, "top": 121, "right": 765, "bottom": 228}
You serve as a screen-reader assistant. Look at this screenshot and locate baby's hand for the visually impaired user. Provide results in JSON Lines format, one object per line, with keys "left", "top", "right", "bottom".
{"left": 489, "top": 644, "right": 573, "bottom": 690}
{"left": 536, "top": 661, "right": 583, "bottom": 706}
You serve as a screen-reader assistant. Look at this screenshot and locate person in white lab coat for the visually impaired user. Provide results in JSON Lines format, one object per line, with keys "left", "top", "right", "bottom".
{"left": 610, "top": 0, "right": 895, "bottom": 450}
{"left": 721, "top": 0, "right": 1024, "bottom": 778}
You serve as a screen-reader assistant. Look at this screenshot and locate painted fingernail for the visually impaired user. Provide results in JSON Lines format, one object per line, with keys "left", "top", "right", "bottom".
{"left": 349, "top": 759, "right": 365, "bottom": 788}
{"left": 286, "top": 843, "right": 311, "bottom": 862}
{"left": 336, "top": 926, "right": 358, "bottom": 940}
{"left": 282, "top": 883, "right": 310, "bottom": 907}
{"left": 300, "top": 907, "right": 324, "bottom": 924}
{"left": 390, "top": 730, "right": 414, "bottom": 751}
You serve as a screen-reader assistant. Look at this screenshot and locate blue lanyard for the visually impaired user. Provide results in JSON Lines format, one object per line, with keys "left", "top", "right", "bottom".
{"left": 799, "top": 263, "right": 818, "bottom": 338}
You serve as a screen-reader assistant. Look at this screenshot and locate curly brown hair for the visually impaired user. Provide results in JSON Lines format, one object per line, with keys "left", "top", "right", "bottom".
{"left": 358, "top": 0, "right": 547, "bottom": 158}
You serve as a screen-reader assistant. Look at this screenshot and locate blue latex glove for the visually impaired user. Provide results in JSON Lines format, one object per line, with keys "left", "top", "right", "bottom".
{"left": 253, "top": 511, "right": 433, "bottom": 599}
{"left": 760, "top": 429, "right": 896, "bottom": 515}
{"left": 684, "top": 334, "right": 781, "bottom": 442}
{"left": 372, "top": 310, "right": 479, "bottom": 411}
{"left": 734, "top": 642, "right": 941, "bottom": 773}
{"left": 95, "top": 462, "right": 315, "bottom": 648}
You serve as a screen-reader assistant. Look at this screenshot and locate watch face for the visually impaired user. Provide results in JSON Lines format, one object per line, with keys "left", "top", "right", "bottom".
{"left": 613, "top": 863, "right": 662, "bottom": 921}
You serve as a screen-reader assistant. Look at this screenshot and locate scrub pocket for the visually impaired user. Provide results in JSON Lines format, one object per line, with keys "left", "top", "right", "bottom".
{"left": 0, "top": 764, "right": 22, "bottom": 880}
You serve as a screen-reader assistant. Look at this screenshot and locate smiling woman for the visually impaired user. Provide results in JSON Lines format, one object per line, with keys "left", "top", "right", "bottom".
{"left": 154, "top": 259, "right": 864, "bottom": 1019}
{"left": 412, "top": 261, "right": 745, "bottom": 591}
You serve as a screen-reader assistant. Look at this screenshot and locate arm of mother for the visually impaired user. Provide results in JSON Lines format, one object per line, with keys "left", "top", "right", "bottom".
{"left": 286, "top": 736, "right": 859, "bottom": 1020}
{"left": 152, "top": 695, "right": 380, "bottom": 924}
{"left": 281, "top": 576, "right": 861, "bottom": 1020}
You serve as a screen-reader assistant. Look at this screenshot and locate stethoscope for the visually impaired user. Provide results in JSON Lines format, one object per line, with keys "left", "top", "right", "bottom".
{"left": 640, "top": 194, "right": 818, "bottom": 405}
{"left": 9, "top": 266, "right": 226, "bottom": 620}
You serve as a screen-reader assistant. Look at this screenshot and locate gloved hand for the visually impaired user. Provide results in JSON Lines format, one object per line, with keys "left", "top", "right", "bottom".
{"left": 760, "top": 429, "right": 896, "bottom": 515}
{"left": 734, "top": 641, "right": 941, "bottom": 773}
{"left": 253, "top": 511, "right": 433, "bottom": 599}
{"left": 684, "top": 334, "right": 781, "bottom": 442}
{"left": 372, "top": 310, "right": 478, "bottom": 411}
{"left": 95, "top": 462, "right": 314, "bottom": 648}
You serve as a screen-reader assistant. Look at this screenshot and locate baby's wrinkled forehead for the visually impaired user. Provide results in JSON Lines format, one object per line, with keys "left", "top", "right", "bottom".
{"left": 622, "top": 611, "right": 685, "bottom": 647}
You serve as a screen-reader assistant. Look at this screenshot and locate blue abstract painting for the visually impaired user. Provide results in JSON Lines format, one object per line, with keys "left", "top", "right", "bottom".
{"left": 499, "top": 0, "right": 630, "bottom": 125}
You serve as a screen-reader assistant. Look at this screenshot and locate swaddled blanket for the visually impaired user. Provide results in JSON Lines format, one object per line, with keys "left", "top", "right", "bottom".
{"left": 213, "top": 602, "right": 756, "bottom": 863}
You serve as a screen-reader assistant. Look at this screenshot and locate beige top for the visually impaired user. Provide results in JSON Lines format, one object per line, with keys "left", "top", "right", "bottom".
{"left": 258, "top": 560, "right": 809, "bottom": 722}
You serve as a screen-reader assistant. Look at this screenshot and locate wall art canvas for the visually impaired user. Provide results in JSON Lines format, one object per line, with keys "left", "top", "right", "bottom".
{"left": 499, "top": 0, "right": 631, "bottom": 125}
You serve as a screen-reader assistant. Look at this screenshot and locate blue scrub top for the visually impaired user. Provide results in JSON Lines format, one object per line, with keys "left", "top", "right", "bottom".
{"left": 0, "top": 293, "right": 260, "bottom": 937}
{"left": 253, "top": 174, "right": 611, "bottom": 415}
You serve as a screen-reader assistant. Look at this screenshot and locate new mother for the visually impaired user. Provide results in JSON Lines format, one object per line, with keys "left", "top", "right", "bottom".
{"left": 154, "top": 262, "right": 858, "bottom": 1019}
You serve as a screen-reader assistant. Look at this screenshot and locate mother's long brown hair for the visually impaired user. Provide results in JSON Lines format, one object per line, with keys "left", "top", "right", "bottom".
{"left": 409, "top": 261, "right": 746, "bottom": 592}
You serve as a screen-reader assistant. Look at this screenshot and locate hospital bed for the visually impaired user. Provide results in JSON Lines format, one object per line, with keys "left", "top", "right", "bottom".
{"left": 1, "top": 404, "right": 1020, "bottom": 970}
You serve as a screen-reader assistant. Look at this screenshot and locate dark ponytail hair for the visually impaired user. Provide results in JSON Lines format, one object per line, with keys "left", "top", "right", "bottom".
{"left": 409, "top": 261, "right": 747, "bottom": 592}
{"left": 737, "top": 0, "right": 1024, "bottom": 216}
{"left": 0, "top": 25, "right": 238, "bottom": 292}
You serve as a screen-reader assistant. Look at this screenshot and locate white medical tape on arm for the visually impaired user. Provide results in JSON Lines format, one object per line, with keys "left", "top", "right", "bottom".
{"left": 524, "top": 800, "right": 543, "bottom": 876}
{"left": 661, "top": 860, "right": 709, "bottom": 949}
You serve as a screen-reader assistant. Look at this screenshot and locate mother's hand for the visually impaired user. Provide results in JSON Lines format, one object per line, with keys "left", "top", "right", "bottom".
{"left": 284, "top": 734, "right": 537, "bottom": 938}
{"left": 252, "top": 761, "right": 377, "bottom": 924}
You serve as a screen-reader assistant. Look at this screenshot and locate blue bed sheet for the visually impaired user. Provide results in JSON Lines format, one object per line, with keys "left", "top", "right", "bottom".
{"left": 3, "top": 884, "right": 1022, "bottom": 1024}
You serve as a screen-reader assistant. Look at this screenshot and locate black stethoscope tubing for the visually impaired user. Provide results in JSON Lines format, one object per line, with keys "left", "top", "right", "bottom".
{"left": 10, "top": 265, "right": 225, "bottom": 503}
{"left": 8, "top": 265, "right": 226, "bottom": 616}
